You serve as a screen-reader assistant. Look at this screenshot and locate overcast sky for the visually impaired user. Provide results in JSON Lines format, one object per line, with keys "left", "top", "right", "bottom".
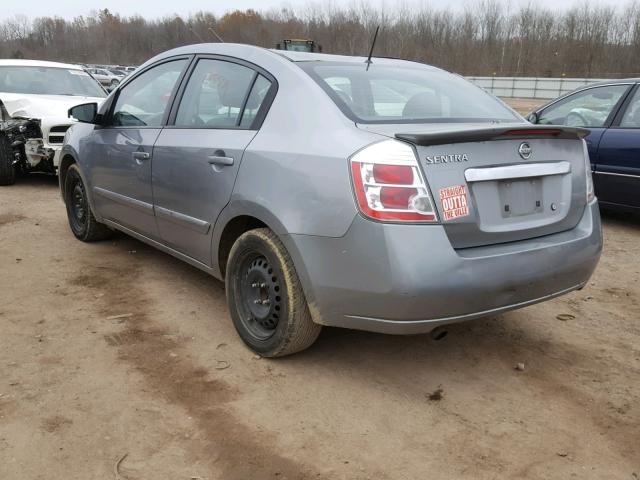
{"left": 0, "top": 0, "right": 628, "bottom": 20}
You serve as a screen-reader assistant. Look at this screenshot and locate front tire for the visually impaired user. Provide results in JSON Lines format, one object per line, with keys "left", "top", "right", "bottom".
{"left": 64, "top": 164, "right": 112, "bottom": 242}
{"left": 0, "top": 135, "right": 16, "bottom": 186}
{"left": 225, "top": 228, "right": 321, "bottom": 357}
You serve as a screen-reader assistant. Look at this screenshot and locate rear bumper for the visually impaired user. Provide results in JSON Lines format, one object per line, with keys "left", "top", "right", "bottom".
{"left": 282, "top": 200, "right": 602, "bottom": 334}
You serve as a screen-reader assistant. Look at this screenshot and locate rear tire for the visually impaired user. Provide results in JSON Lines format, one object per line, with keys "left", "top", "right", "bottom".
{"left": 64, "top": 164, "right": 112, "bottom": 242}
{"left": 225, "top": 228, "right": 321, "bottom": 357}
{"left": 0, "top": 134, "right": 16, "bottom": 186}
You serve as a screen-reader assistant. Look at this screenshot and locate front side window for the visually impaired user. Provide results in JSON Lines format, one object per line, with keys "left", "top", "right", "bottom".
{"left": 301, "top": 62, "right": 520, "bottom": 124}
{"left": 539, "top": 85, "right": 629, "bottom": 128}
{"left": 175, "top": 59, "right": 264, "bottom": 128}
{"left": 111, "top": 59, "right": 187, "bottom": 127}
{"left": 619, "top": 87, "right": 640, "bottom": 128}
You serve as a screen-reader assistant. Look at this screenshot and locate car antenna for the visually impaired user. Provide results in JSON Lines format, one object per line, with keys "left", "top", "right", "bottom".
{"left": 208, "top": 27, "right": 224, "bottom": 43}
{"left": 365, "top": 26, "right": 380, "bottom": 71}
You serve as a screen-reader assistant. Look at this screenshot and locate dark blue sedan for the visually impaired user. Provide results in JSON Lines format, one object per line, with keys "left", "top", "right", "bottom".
{"left": 528, "top": 79, "right": 640, "bottom": 210}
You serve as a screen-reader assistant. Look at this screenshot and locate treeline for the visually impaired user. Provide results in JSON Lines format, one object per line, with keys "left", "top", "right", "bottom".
{"left": 1, "top": 1, "right": 640, "bottom": 77}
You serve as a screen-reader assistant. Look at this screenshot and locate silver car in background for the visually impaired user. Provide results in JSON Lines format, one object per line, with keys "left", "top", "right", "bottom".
{"left": 86, "top": 67, "right": 121, "bottom": 89}
{"left": 60, "top": 44, "right": 602, "bottom": 356}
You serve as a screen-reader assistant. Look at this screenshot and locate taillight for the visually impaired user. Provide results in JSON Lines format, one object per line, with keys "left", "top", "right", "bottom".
{"left": 583, "top": 140, "right": 595, "bottom": 202}
{"left": 372, "top": 164, "right": 413, "bottom": 185}
{"left": 350, "top": 140, "right": 437, "bottom": 222}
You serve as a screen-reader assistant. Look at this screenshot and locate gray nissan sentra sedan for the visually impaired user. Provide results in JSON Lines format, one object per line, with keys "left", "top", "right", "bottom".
{"left": 60, "top": 43, "right": 602, "bottom": 357}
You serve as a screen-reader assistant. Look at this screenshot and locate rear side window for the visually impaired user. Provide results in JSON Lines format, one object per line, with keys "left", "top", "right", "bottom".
{"left": 300, "top": 62, "right": 520, "bottom": 124}
{"left": 240, "top": 75, "right": 272, "bottom": 128}
{"left": 175, "top": 59, "right": 268, "bottom": 129}
{"left": 111, "top": 59, "right": 187, "bottom": 127}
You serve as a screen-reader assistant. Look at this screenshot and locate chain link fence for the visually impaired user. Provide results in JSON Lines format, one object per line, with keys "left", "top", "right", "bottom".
{"left": 465, "top": 76, "right": 613, "bottom": 99}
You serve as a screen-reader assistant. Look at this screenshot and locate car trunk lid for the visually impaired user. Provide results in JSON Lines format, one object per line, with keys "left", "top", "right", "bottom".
{"left": 359, "top": 123, "right": 590, "bottom": 248}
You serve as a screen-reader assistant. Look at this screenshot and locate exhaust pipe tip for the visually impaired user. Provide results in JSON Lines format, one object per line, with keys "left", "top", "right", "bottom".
{"left": 430, "top": 326, "right": 448, "bottom": 341}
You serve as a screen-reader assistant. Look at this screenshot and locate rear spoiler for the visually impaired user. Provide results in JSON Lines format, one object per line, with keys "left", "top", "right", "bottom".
{"left": 395, "top": 126, "right": 590, "bottom": 147}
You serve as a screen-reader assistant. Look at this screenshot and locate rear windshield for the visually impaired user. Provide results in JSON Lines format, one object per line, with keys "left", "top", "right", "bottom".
{"left": 0, "top": 66, "right": 106, "bottom": 98}
{"left": 300, "top": 62, "right": 520, "bottom": 124}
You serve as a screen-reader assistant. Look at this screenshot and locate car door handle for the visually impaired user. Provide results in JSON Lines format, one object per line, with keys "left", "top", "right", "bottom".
{"left": 132, "top": 151, "right": 151, "bottom": 161}
{"left": 207, "top": 153, "right": 234, "bottom": 166}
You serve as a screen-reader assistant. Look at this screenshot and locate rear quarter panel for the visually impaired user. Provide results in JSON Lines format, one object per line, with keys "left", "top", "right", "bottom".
{"left": 214, "top": 54, "right": 381, "bottom": 239}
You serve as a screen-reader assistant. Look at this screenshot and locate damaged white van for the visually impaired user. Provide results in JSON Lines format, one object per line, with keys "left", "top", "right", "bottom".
{"left": 0, "top": 59, "right": 106, "bottom": 185}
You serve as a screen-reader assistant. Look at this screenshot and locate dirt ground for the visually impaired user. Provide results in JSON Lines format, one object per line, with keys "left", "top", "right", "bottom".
{"left": 505, "top": 97, "right": 543, "bottom": 115}
{"left": 1, "top": 101, "right": 639, "bottom": 479}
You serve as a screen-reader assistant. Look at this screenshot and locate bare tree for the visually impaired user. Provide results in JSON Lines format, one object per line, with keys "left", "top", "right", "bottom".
{"left": 0, "top": 1, "right": 638, "bottom": 77}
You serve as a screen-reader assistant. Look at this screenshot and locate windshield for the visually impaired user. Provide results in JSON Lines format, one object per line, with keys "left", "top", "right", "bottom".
{"left": 285, "top": 42, "right": 313, "bottom": 52}
{"left": 0, "top": 66, "right": 106, "bottom": 97}
{"left": 300, "top": 62, "right": 520, "bottom": 124}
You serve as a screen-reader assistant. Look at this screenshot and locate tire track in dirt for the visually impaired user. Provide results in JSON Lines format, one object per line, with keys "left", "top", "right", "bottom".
{"left": 69, "top": 260, "right": 311, "bottom": 479}
{"left": 0, "top": 213, "right": 25, "bottom": 227}
{"left": 473, "top": 319, "right": 640, "bottom": 465}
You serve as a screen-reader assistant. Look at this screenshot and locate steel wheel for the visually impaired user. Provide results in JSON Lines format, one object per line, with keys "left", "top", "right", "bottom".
{"left": 226, "top": 228, "right": 321, "bottom": 357}
{"left": 236, "top": 254, "right": 283, "bottom": 340}
{"left": 64, "top": 164, "right": 112, "bottom": 242}
{"left": 68, "top": 177, "right": 88, "bottom": 234}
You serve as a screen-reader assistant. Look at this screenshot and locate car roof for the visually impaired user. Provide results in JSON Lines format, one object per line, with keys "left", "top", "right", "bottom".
{"left": 270, "top": 49, "right": 438, "bottom": 69}
{"left": 0, "top": 59, "right": 83, "bottom": 70}
{"left": 583, "top": 78, "right": 640, "bottom": 87}
{"left": 146, "top": 43, "right": 438, "bottom": 71}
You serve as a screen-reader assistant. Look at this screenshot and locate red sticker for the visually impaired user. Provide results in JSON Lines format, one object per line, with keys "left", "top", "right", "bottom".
{"left": 439, "top": 185, "right": 470, "bottom": 221}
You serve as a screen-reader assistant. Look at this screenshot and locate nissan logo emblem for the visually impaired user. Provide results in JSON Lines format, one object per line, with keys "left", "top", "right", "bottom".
{"left": 518, "top": 142, "right": 532, "bottom": 159}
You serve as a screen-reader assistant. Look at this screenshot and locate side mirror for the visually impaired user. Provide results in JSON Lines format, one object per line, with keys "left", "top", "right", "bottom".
{"left": 527, "top": 112, "right": 539, "bottom": 124}
{"left": 69, "top": 103, "right": 98, "bottom": 123}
